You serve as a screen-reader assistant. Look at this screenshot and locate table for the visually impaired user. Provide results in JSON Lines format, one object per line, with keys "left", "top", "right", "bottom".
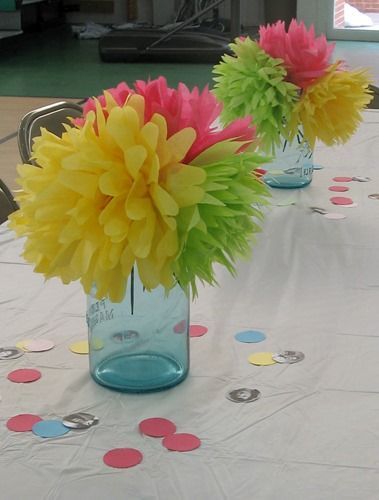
{"left": 1, "top": 110, "right": 379, "bottom": 499}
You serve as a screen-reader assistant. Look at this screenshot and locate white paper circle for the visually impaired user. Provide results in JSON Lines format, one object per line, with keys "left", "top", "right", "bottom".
{"left": 323, "top": 213, "right": 347, "bottom": 220}
{"left": 341, "top": 202, "right": 358, "bottom": 208}
{"left": 25, "top": 339, "right": 55, "bottom": 352}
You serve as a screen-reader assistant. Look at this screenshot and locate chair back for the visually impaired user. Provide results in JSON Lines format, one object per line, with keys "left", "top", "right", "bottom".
{"left": 368, "top": 85, "right": 379, "bottom": 109}
{"left": 18, "top": 101, "right": 83, "bottom": 165}
{"left": 0, "top": 179, "right": 18, "bottom": 224}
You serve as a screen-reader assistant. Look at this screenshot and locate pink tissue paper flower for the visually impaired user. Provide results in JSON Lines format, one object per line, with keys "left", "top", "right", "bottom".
{"left": 75, "top": 77, "right": 256, "bottom": 162}
{"left": 259, "top": 19, "right": 335, "bottom": 89}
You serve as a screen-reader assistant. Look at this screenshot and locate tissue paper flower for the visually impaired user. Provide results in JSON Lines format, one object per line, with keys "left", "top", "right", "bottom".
{"left": 75, "top": 77, "right": 255, "bottom": 163}
{"left": 289, "top": 64, "right": 374, "bottom": 147}
{"left": 174, "top": 149, "right": 268, "bottom": 294}
{"left": 213, "top": 36, "right": 299, "bottom": 151}
{"left": 9, "top": 83, "right": 270, "bottom": 301}
{"left": 75, "top": 81, "right": 132, "bottom": 127}
{"left": 259, "top": 20, "right": 335, "bottom": 89}
{"left": 213, "top": 19, "right": 373, "bottom": 152}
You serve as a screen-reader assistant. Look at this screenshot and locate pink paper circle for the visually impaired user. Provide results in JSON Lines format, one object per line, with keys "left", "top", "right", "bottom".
{"left": 189, "top": 325, "right": 208, "bottom": 337}
{"left": 328, "top": 185, "right": 349, "bottom": 192}
{"left": 162, "top": 433, "right": 201, "bottom": 452}
{"left": 139, "top": 417, "right": 176, "bottom": 437}
{"left": 173, "top": 320, "right": 187, "bottom": 334}
{"left": 255, "top": 168, "right": 267, "bottom": 176}
{"left": 25, "top": 339, "right": 55, "bottom": 352}
{"left": 103, "top": 448, "right": 143, "bottom": 468}
{"left": 7, "top": 368, "right": 41, "bottom": 383}
{"left": 332, "top": 176, "right": 353, "bottom": 182}
{"left": 6, "top": 414, "right": 43, "bottom": 432}
{"left": 330, "top": 196, "right": 354, "bottom": 206}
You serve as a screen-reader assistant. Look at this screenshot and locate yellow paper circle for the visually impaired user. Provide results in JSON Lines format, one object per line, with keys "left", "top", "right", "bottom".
{"left": 16, "top": 340, "right": 31, "bottom": 351}
{"left": 91, "top": 338, "right": 104, "bottom": 351}
{"left": 69, "top": 340, "right": 89, "bottom": 355}
{"left": 248, "top": 352, "right": 277, "bottom": 366}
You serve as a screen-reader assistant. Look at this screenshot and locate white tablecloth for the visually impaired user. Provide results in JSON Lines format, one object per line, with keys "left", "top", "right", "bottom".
{"left": 1, "top": 110, "right": 379, "bottom": 500}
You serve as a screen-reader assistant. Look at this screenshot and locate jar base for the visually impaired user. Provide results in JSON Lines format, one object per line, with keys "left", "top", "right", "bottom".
{"left": 264, "top": 174, "right": 312, "bottom": 189}
{"left": 91, "top": 352, "right": 188, "bottom": 393}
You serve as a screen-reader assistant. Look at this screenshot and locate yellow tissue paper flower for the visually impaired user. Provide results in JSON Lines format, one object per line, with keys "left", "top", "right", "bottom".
{"left": 289, "top": 65, "right": 373, "bottom": 148}
{"left": 9, "top": 95, "right": 206, "bottom": 302}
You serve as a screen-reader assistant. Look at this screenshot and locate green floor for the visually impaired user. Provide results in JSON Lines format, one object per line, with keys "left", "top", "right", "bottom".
{"left": 1, "top": 25, "right": 379, "bottom": 98}
{"left": 0, "top": 26, "right": 215, "bottom": 98}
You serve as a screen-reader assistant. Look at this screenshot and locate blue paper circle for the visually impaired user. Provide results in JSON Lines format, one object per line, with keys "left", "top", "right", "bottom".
{"left": 312, "top": 164, "right": 324, "bottom": 170}
{"left": 32, "top": 420, "right": 70, "bottom": 438}
{"left": 234, "top": 330, "right": 266, "bottom": 343}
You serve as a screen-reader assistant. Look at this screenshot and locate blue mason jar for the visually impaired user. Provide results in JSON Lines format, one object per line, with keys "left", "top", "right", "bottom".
{"left": 86, "top": 270, "right": 190, "bottom": 392}
{"left": 263, "top": 130, "right": 313, "bottom": 189}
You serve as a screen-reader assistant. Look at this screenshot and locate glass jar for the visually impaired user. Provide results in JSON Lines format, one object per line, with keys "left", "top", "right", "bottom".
{"left": 263, "top": 130, "right": 313, "bottom": 188}
{"left": 86, "top": 269, "right": 190, "bottom": 393}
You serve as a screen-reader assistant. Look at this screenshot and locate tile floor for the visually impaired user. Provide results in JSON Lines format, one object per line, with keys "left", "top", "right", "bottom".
{"left": 0, "top": 26, "right": 214, "bottom": 99}
{"left": 0, "top": 25, "right": 378, "bottom": 99}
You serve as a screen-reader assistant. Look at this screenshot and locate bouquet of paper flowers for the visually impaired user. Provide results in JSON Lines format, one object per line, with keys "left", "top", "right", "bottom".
{"left": 9, "top": 77, "right": 270, "bottom": 302}
{"left": 213, "top": 19, "right": 373, "bottom": 152}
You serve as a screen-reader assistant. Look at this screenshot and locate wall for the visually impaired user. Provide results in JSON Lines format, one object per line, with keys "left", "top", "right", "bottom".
{"left": 65, "top": 0, "right": 127, "bottom": 24}
{"left": 65, "top": 0, "right": 265, "bottom": 28}
{"left": 264, "top": 0, "right": 297, "bottom": 26}
{"left": 218, "top": 0, "right": 264, "bottom": 28}
{"left": 297, "top": 0, "right": 328, "bottom": 35}
{"left": 335, "top": 0, "right": 345, "bottom": 26}
{"left": 134, "top": 0, "right": 265, "bottom": 28}
{"left": 348, "top": 0, "right": 379, "bottom": 13}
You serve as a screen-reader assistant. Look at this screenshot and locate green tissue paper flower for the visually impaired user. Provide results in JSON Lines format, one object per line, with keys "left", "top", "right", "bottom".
{"left": 213, "top": 37, "right": 299, "bottom": 152}
{"left": 173, "top": 149, "right": 270, "bottom": 296}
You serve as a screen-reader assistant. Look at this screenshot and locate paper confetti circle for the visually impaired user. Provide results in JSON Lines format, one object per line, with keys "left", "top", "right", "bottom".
{"left": 330, "top": 196, "right": 354, "bottom": 206}
{"left": 332, "top": 176, "right": 352, "bottom": 182}
{"left": 274, "top": 197, "right": 296, "bottom": 207}
{"left": 32, "top": 420, "right": 70, "bottom": 438}
{"left": 189, "top": 325, "right": 208, "bottom": 337}
{"left": 7, "top": 368, "right": 41, "bottom": 383}
{"left": 310, "top": 206, "right": 328, "bottom": 215}
{"left": 15, "top": 340, "right": 31, "bottom": 351}
{"left": 328, "top": 185, "right": 349, "bottom": 192}
{"left": 90, "top": 338, "right": 104, "bottom": 351}
{"left": 62, "top": 412, "right": 99, "bottom": 429}
{"left": 272, "top": 350, "right": 305, "bottom": 364}
{"left": 0, "top": 347, "right": 24, "bottom": 360}
{"left": 103, "top": 448, "right": 143, "bottom": 468}
{"left": 24, "top": 339, "right": 55, "bottom": 352}
{"left": 7, "top": 414, "right": 43, "bottom": 432}
{"left": 234, "top": 330, "right": 266, "bottom": 343}
{"left": 226, "top": 388, "right": 261, "bottom": 403}
{"left": 255, "top": 168, "right": 267, "bottom": 176}
{"left": 323, "top": 213, "right": 346, "bottom": 220}
{"left": 352, "top": 176, "right": 370, "bottom": 182}
{"left": 248, "top": 352, "right": 277, "bottom": 366}
{"left": 139, "top": 417, "right": 176, "bottom": 437}
{"left": 162, "top": 433, "right": 201, "bottom": 452}
{"left": 173, "top": 320, "right": 187, "bottom": 334}
{"left": 69, "top": 340, "right": 89, "bottom": 354}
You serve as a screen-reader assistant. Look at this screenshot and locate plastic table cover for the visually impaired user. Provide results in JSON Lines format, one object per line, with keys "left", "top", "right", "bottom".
{"left": 1, "top": 110, "right": 379, "bottom": 500}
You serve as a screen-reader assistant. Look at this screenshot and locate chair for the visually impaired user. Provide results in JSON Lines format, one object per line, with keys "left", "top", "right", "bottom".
{"left": 18, "top": 101, "right": 83, "bottom": 165}
{"left": 368, "top": 85, "right": 379, "bottom": 109}
{"left": 0, "top": 178, "right": 18, "bottom": 224}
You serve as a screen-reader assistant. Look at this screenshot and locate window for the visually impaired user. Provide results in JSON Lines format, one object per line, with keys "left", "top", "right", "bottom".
{"left": 297, "top": 0, "right": 379, "bottom": 40}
